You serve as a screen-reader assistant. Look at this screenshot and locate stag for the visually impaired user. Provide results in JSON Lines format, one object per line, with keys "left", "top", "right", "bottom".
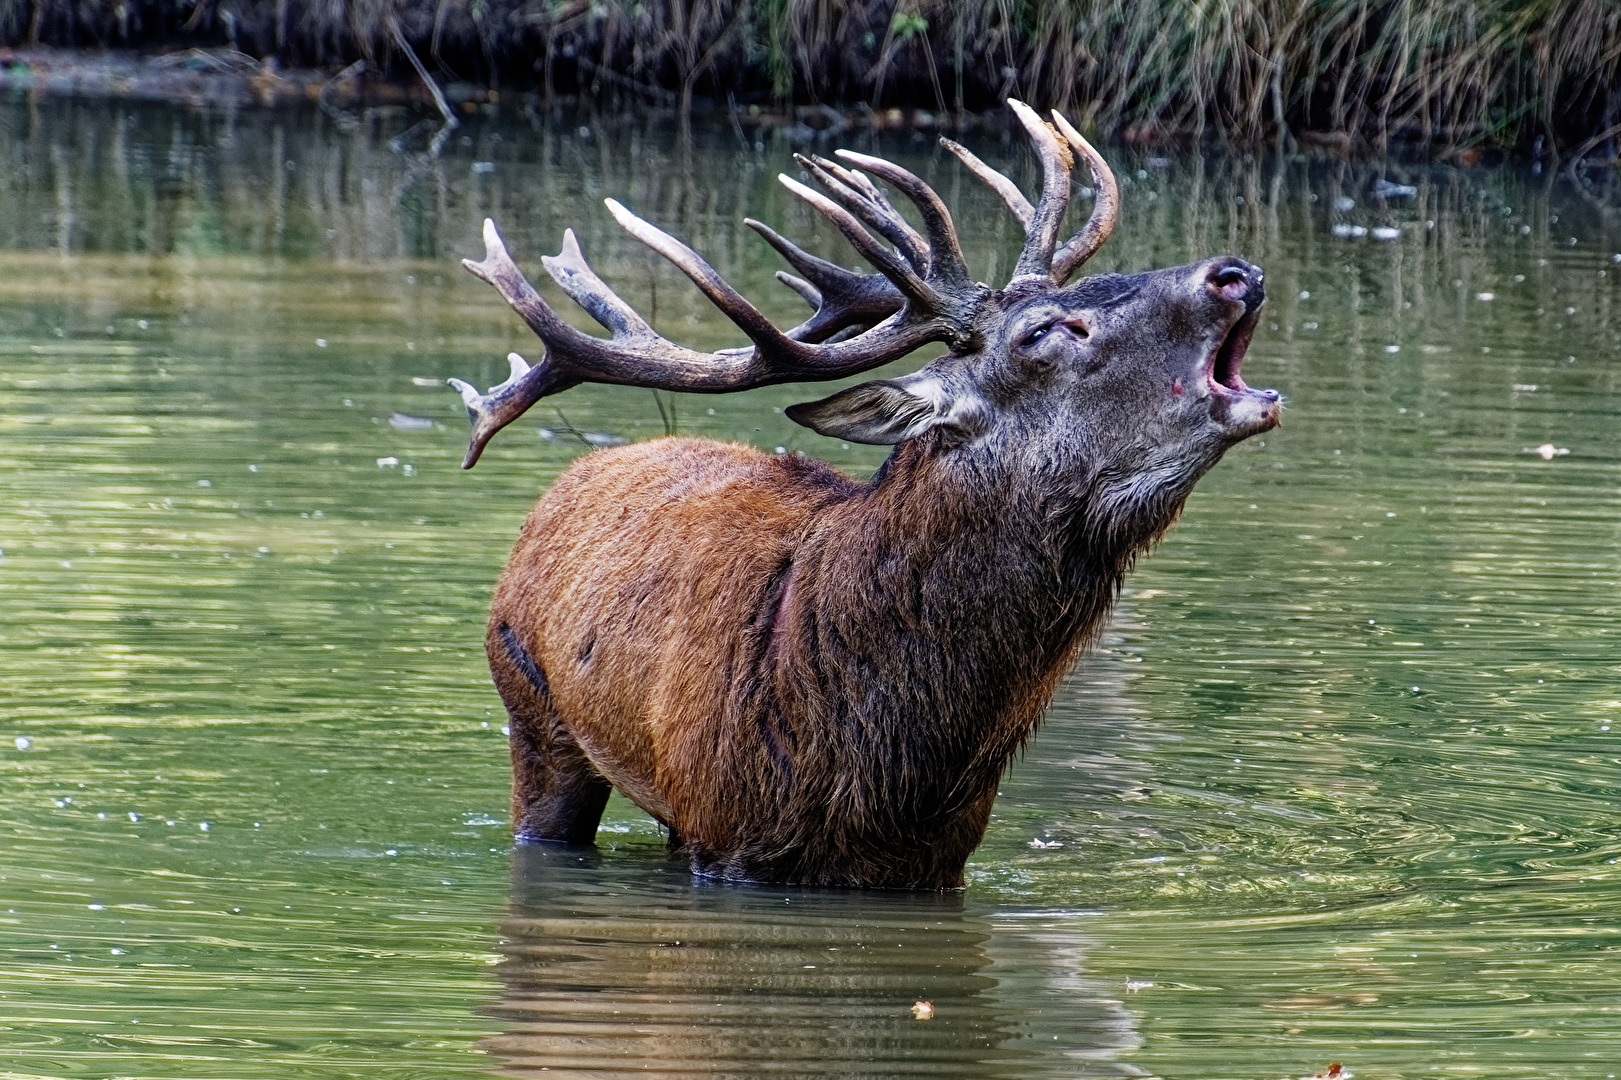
{"left": 448, "top": 102, "right": 1280, "bottom": 889}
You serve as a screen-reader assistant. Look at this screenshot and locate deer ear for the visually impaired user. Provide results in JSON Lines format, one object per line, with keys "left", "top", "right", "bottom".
{"left": 785, "top": 373, "right": 988, "bottom": 446}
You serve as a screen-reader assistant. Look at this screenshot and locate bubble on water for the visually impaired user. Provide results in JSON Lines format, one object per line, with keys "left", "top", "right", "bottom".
{"left": 13, "top": 736, "right": 30, "bottom": 750}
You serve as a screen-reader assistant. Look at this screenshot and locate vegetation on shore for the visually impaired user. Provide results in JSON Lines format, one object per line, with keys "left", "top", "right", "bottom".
{"left": 4, "top": 0, "right": 1620, "bottom": 155}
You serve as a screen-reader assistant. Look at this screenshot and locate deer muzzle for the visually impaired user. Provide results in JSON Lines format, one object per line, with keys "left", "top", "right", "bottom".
{"left": 1202, "top": 258, "right": 1280, "bottom": 435}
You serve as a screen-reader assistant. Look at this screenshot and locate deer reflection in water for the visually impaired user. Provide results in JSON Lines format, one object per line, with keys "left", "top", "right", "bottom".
{"left": 485, "top": 845, "right": 1143, "bottom": 1079}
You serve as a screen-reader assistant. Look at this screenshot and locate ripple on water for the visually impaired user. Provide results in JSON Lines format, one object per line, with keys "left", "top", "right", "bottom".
{"left": 3, "top": 97, "right": 1621, "bottom": 1079}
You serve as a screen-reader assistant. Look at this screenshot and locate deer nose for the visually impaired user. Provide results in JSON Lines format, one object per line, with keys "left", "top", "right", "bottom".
{"left": 1206, "top": 259, "right": 1264, "bottom": 310}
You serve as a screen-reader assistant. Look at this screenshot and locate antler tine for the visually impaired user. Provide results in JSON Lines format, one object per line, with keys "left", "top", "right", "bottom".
{"left": 542, "top": 228, "right": 655, "bottom": 337}
{"left": 1007, "top": 99, "right": 1074, "bottom": 282}
{"left": 605, "top": 198, "right": 794, "bottom": 351}
{"left": 447, "top": 352, "right": 580, "bottom": 469}
{"left": 744, "top": 215, "right": 857, "bottom": 286}
{"left": 1049, "top": 110, "right": 1121, "bottom": 284}
{"left": 745, "top": 218, "right": 906, "bottom": 343}
{"left": 799, "top": 155, "right": 929, "bottom": 274}
{"left": 939, "top": 137, "right": 1034, "bottom": 229}
{"left": 776, "top": 173, "right": 941, "bottom": 311}
{"left": 832, "top": 149, "right": 972, "bottom": 290}
{"left": 829, "top": 162, "right": 922, "bottom": 246}
{"left": 776, "top": 271, "right": 821, "bottom": 308}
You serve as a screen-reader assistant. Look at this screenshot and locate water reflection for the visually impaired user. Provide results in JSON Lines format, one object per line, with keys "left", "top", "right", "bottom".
{"left": 489, "top": 846, "right": 1141, "bottom": 1078}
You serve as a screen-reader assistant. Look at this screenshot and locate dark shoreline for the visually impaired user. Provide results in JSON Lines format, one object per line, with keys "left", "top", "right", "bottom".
{"left": 0, "top": 46, "right": 1022, "bottom": 132}
{"left": 7, "top": 0, "right": 1621, "bottom": 161}
{"left": 0, "top": 42, "right": 1605, "bottom": 171}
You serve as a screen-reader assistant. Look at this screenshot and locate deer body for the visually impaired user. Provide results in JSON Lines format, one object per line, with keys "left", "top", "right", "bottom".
{"left": 490, "top": 433, "right": 1147, "bottom": 888}
{"left": 452, "top": 101, "right": 1281, "bottom": 888}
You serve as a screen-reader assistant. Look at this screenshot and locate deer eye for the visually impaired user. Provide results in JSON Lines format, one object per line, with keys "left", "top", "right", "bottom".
{"left": 1020, "top": 319, "right": 1089, "bottom": 350}
{"left": 1020, "top": 323, "right": 1054, "bottom": 348}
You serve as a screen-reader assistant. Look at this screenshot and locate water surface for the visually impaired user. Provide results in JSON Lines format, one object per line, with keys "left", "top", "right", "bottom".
{"left": 3, "top": 97, "right": 1621, "bottom": 1079}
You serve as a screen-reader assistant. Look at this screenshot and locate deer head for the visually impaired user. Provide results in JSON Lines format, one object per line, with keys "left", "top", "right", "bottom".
{"left": 447, "top": 101, "right": 1280, "bottom": 494}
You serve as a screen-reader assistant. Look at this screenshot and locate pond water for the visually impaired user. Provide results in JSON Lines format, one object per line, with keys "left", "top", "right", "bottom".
{"left": 2, "top": 96, "right": 1620, "bottom": 1080}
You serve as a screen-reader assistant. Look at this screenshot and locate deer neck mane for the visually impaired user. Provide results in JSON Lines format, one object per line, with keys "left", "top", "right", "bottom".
{"left": 787, "top": 438, "right": 1167, "bottom": 795}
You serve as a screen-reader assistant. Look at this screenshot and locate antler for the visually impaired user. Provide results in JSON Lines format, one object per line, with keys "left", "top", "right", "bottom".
{"left": 447, "top": 154, "right": 986, "bottom": 466}
{"left": 941, "top": 101, "right": 1120, "bottom": 287}
{"left": 448, "top": 99, "right": 1121, "bottom": 466}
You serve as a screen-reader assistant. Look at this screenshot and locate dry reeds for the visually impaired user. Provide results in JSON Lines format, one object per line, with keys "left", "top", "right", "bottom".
{"left": 3, "top": 0, "right": 1620, "bottom": 152}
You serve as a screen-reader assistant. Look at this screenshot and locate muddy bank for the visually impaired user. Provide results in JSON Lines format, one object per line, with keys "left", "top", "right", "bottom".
{"left": 0, "top": 46, "right": 1044, "bottom": 145}
{"left": 0, "top": 46, "right": 429, "bottom": 110}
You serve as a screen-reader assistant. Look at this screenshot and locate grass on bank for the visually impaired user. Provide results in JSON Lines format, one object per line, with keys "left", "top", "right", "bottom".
{"left": 3, "top": 0, "right": 1620, "bottom": 154}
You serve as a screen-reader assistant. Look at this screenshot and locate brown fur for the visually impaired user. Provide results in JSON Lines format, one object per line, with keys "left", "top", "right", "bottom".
{"left": 489, "top": 434, "right": 1145, "bottom": 890}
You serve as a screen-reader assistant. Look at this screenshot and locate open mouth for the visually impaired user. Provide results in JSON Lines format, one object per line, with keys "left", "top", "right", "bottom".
{"left": 1207, "top": 306, "right": 1259, "bottom": 396}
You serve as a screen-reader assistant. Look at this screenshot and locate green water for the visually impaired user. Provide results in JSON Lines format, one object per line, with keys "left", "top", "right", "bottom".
{"left": 3, "top": 97, "right": 1621, "bottom": 1080}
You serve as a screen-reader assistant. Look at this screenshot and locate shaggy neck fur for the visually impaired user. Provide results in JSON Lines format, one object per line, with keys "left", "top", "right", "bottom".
{"left": 715, "top": 438, "right": 1186, "bottom": 888}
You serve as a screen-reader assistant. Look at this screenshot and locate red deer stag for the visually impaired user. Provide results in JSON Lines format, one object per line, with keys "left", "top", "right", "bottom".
{"left": 448, "top": 101, "right": 1280, "bottom": 890}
